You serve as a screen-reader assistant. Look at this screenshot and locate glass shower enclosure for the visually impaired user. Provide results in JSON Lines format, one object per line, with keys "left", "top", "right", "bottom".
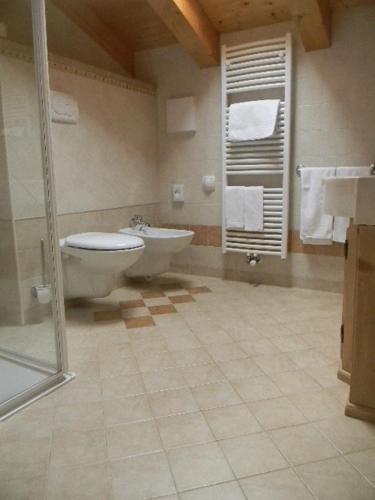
{"left": 0, "top": 0, "right": 71, "bottom": 420}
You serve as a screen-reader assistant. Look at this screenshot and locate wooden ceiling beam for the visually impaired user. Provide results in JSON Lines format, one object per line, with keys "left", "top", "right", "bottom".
{"left": 51, "top": 0, "right": 134, "bottom": 75}
{"left": 146, "top": 0, "right": 220, "bottom": 67}
{"left": 288, "top": 0, "right": 332, "bottom": 51}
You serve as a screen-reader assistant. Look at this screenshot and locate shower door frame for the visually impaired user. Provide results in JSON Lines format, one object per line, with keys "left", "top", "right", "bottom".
{"left": 0, "top": 0, "right": 73, "bottom": 421}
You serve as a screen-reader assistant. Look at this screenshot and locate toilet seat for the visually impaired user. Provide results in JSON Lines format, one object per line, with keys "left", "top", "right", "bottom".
{"left": 64, "top": 232, "right": 144, "bottom": 251}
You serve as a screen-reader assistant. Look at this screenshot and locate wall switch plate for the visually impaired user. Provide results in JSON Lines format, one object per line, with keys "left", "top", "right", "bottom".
{"left": 202, "top": 175, "right": 216, "bottom": 193}
{"left": 172, "top": 184, "right": 184, "bottom": 202}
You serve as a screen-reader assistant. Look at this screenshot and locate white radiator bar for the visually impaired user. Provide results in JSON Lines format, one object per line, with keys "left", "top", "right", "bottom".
{"left": 221, "top": 34, "right": 292, "bottom": 259}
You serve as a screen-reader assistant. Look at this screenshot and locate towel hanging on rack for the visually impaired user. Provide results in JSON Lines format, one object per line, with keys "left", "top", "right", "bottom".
{"left": 333, "top": 166, "right": 372, "bottom": 243}
{"left": 225, "top": 186, "right": 245, "bottom": 229}
{"left": 300, "top": 167, "right": 336, "bottom": 245}
{"left": 244, "top": 186, "right": 264, "bottom": 231}
{"left": 228, "top": 99, "right": 280, "bottom": 142}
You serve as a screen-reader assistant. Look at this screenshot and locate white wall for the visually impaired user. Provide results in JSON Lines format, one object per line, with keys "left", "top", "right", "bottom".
{"left": 135, "top": 5, "right": 375, "bottom": 231}
{"left": 50, "top": 70, "right": 159, "bottom": 215}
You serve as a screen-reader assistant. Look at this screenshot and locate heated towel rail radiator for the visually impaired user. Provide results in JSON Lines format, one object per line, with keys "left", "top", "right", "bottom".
{"left": 221, "top": 34, "right": 292, "bottom": 258}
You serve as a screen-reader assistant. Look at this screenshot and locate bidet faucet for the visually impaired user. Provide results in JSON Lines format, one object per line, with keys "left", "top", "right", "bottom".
{"left": 130, "top": 215, "right": 150, "bottom": 231}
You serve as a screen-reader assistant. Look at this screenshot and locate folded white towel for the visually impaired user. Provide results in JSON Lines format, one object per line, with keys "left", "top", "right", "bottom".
{"left": 333, "top": 166, "right": 372, "bottom": 243}
{"left": 244, "top": 186, "right": 264, "bottom": 231}
{"left": 228, "top": 99, "right": 280, "bottom": 142}
{"left": 300, "top": 167, "right": 336, "bottom": 245}
{"left": 225, "top": 186, "right": 245, "bottom": 229}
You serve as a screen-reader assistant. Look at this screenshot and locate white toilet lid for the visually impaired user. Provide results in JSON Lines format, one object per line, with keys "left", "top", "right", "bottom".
{"left": 65, "top": 232, "right": 144, "bottom": 251}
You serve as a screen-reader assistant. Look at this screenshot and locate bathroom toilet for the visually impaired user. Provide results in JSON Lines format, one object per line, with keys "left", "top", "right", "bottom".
{"left": 119, "top": 226, "right": 194, "bottom": 278}
{"left": 60, "top": 232, "right": 145, "bottom": 299}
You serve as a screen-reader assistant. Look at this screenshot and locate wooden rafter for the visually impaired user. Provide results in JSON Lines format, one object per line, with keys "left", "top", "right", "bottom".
{"left": 51, "top": 0, "right": 134, "bottom": 75}
{"left": 288, "top": 0, "right": 332, "bottom": 51}
{"left": 147, "top": 0, "right": 220, "bottom": 67}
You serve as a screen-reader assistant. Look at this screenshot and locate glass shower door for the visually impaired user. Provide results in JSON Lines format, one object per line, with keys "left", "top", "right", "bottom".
{"left": 0, "top": 0, "right": 71, "bottom": 419}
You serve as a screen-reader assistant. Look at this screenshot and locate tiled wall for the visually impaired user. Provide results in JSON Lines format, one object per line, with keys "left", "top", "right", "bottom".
{"left": 1, "top": 48, "right": 159, "bottom": 324}
{"left": 135, "top": 5, "right": 375, "bottom": 291}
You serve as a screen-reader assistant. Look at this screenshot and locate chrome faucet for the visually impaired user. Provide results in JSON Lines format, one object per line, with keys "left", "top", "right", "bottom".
{"left": 129, "top": 215, "right": 150, "bottom": 231}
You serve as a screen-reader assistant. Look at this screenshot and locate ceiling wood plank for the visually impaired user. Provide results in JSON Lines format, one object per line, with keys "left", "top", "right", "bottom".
{"left": 146, "top": 0, "right": 220, "bottom": 67}
{"left": 288, "top": 0, "right": 332, "bottom": 51}
{"left": 51, "top": 0, "right": 134, "bottom": 75}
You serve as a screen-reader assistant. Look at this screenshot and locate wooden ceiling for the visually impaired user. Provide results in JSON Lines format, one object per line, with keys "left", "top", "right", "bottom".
{"left": 51, "top": 0, "right": 375, "bottom": 76}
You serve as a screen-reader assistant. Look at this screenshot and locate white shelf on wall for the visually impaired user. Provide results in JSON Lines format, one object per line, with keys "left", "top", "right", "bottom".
{"left": 221, "top": 34, "right": 292, "bottom": 259}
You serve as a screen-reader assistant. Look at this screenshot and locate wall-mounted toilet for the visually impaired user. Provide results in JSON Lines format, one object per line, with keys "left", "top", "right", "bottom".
{"left": 119, "top": 226, "right": 194, "bottom": 278}
{"left": 60, "top": 232, "right": 144, "bottom": 299}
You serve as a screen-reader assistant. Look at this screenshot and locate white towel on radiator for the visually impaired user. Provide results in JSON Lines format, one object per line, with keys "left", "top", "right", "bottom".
{"left": 333, "top": 166, "right": 372, "bottom": 243}
{"left": 225, "top": 186, "right": 245, "bottom": 229}
{"left": 244, "top": 186, "right": 264, "bottom": 231}
{"left": 228, "top": 100, "right": 280, "bottom": 141}
{"left": 300, "top": 167, "right": 336, "bottom": 245}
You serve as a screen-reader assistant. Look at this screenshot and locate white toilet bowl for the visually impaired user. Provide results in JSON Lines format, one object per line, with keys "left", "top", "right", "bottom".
{"left": 119, "top": 227, "right": 194, "bottom": 278}
{"left": 60, "top": 232, "right": 145, "bottom": 299}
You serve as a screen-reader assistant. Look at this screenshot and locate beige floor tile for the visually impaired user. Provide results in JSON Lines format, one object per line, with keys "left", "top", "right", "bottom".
{"left": 287, "top": 348, "right": 332, "bottom": 369}
{"left": 191, "top": 323, "right": 233, "bottom": 345}
{"left": 0, "top": 476, "right": 47, "bottom": 500}
{"left": 97, "top": 342, "right": 134, "bottom": 361}
{"left": 0, "top": 407, "right": 54, "bottom": 441}
{"left": 270, "top": 423, "right": 339, "bottom": 466}
{"left": 296, "top": 457, "right": 375, "bottom": 500}
{"left": 218, "top": 357, "right": 264, "bottom": 381}
{"left": 111, "top": 452, "right": 176, "bottom": 500}
{"left": 142, "top": 367, "right": 187, "bottom": 392}
{"left": 107, "top": 420, "right": 162, "bottom": 459}
{"left": 168, "top": 442, "right": 234, "bottom": 491}
{"left": 55, "top": 380, "right": 102, "bottom": 405}
{"left": 305, "top": 363, "right": 341, "bottom": 388}
{"left": 240, "top": 468, "right": 314, "bottom": 500}
{"left": 238, "top": 338, "right": 281, "bottom": 356}
{"left": 289, "top": 389, "right": 344, "bottom": 421}
{"left": 131, "top": 336, "right": 166, "bottom": 353}
{"left": 0, "top": 437, "right": 50, "bottom": 481}
{"left": 220, "top": 432, "right": 287, "bottom": 478}
{"left": 103, "top": 395, "right": 152, "bottom": 426}
{"left": 164, "top": 333, "right": 201, "bottom": 351}
{"left": 179, "top": 481, "right": 245, "bottom": 500}
{"left": 205, "top": 343, "right": 247, "bottom": 363}
{"left": 270, "top": 334, "right": 310, "bottom": 353}
{"left": 253, "top": 353, "right": 298, "bottom": 375}
{"left": 271, "top": 370, "right": 322, "bottom": 396}
{"left": 99, "top": 356, "right": 139, "bottom": 378}
{"left": 149, "top": 387, "right": 198, "bottom": 417}
{"left": 232, "top": 376, "right": 282, "bottom": 402}
{"left": 53, "top": 402, "right": 104, "bottom": 431}
{"left": 122, "top": 306, "right": 149, "bottom": 319}
{"left": 248, "top": 397, "right": 307, "bottom": 430}
{"left": 182, "top": 363, "right": 225, "bottom": 387}
{"left": 101, "top": 373, "right": 145, "bottom": 400}
{"left": 47, "top": 462, "right": 111, "bottom": 500}
{"left": 203, "top": 404, "right": 261, "bottom": 439}
{"left": 136, "top": 349, "right": 176, "bottom": 372}
{"left": 192, "top": 381, "right": 242, "bottom": 410}
{"left": 50, "top": 429, "right": 107, "bottom": 467}
{"left": 157, "top": 411, "right": 214, "bottom": 449}
{"left": 315, "top": 415, "right": 375, "bottom": 453}
{"left": 143, "top": 297, "right": 172, "bottom": 307}
{"left": 346, "top": 448, "right": 375, "bottom": 484}
{"left": 173, "top": 347, "right": 213, "bottom": 367}
{"left": 259, "top": 324, "right": 293, "bottom": 339}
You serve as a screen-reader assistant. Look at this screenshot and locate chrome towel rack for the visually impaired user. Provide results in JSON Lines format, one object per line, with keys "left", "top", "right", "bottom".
{"left": 296, "top": 163, "right": 375, "bottom": 177}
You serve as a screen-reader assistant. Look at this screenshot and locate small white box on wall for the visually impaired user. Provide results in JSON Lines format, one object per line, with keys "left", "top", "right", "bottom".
{"left": 51, "top": 91, "right": 79, "bottom": 124}
{"left": 166, "top": 96, "right": 196, "bottom": 134}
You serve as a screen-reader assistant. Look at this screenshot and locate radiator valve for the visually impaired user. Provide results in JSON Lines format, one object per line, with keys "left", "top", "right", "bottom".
{"left": 246, "top": 252, "right": 261, "bottom": 266}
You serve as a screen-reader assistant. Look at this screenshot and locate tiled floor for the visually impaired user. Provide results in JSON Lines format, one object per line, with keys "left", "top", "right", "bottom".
{"left": 1, "top": 273, "right": 375, "bottom": 500}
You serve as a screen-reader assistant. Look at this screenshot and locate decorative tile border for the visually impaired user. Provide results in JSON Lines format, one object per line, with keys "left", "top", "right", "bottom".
{"left": 94, "top": 285, "right": 211, "bottom": 329}
{"left": 0, "top": 39, "right": 155, "bottom": 96}
{"left": 163, "top": 224, "right": 344, "bottom": 257}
